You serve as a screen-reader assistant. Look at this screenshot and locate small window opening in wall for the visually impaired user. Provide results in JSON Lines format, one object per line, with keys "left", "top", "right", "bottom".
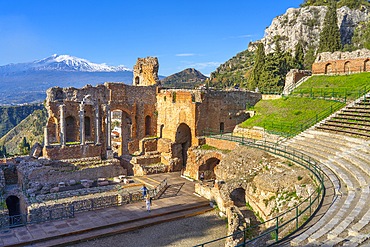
{"left": 220, "top": 122, "right": 224, "bottom": 133}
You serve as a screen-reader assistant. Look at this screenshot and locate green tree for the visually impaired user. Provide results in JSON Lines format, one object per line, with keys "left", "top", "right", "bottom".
{"left": 352, "top": 21, "right": 370, "bottom": 49}
{"left": 294, "top": 42, "right": 305, "bottom": 69}
{"left": 318, "top": 1, "right": 342, "bottom": 52}
{"left": 19, "top": 137, "right": 30, "bottom": 155}
{"left": 304, "top": 45, "right": 317, "bottom": 70}
{"left": 249, "top": 43, "right": 265, "bottom": 90}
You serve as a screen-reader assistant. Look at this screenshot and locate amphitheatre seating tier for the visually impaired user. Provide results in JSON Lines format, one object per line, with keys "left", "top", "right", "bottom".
{"left": 286, "top": 126, "right": 370, "bottom": 246}
{"left": 315, "top": 95, "right": 370, "bottom": 139}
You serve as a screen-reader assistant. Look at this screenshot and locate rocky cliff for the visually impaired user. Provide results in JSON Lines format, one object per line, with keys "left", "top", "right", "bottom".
{"left": 251, "top": 6, "right": 370, "bottom": 54}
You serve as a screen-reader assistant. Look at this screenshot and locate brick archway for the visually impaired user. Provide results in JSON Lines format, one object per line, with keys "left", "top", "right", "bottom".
{"left": 199, "top": 157, "right": 220, "bottom": 180}
{"left": 365, "top": 59, "right": 370, "bottom": 72}
{"left": 325, "top": 63, "right": 332, "bottom": 74}
{"left": 344, "top": 61, "right": 351, "bottom": 73}
{"left": 175, "top": 123, "right": 191, "bottom": 168}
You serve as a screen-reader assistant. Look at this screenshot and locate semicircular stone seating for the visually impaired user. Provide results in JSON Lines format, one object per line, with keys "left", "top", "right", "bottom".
{"left": 284, "top": 94, "right": 370, "bottom": 246}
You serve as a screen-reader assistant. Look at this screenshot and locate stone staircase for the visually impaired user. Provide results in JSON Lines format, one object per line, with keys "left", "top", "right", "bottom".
{"left": 316, "top": 94, "right": 370, "bottom": 139}
{"left": 284, "top": 128, "right": 370, "bottom": 246}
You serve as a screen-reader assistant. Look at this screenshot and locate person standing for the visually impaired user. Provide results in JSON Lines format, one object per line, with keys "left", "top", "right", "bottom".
{"left": 145, "top": 194, "right": 151, "bottom": 212}
{"left": 140, "top": 185, "right": 147, "bottom": 199}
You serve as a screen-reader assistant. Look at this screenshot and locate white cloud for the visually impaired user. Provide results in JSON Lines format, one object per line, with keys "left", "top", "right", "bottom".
{"left": 176, "top": 53, "right": 195, "bottom": 57}
{"left": 224, "top": 34, "right": 256, "bottom": 40}
{"left": 187, "top": 61, "right": 221, "bottom": 69}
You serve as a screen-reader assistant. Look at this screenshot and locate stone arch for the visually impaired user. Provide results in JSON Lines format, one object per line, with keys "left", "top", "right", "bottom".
{"left": 159, "top": 124, "right": 164, "bottom": 138}
{"left": 175, "top": 123, "right": 191, "bottom": 168}
{"left": 344, "top": 61, "right": 351, "bottom": 73}
{"left": 364, "top": 59, "right": 370, "bottom": 72}
{"left": 230, "top": 187, "right": 246, "bottom": 207}
{"left": 325, "top": 63, "right": 332, "bottom": 74}
{"left": 135, "top": 76, "right": 140, "bottom": 85}
{"left": 65, "top": 116, "right": 77, "bottom": 142}
{"left": 111, "top": 109, "right": 132, "bottom": 156}
{"left": 6, "top": 195, "right": 20, "bottom": 216}
{"left": 145, "top": 115, "right": 151, "bottom": 136}
{"left": 199, "top": 157, "right": 220, "bottom": 180}
{"left": 47, "top": 117, "right": 58, "bottom": 143}
{"left": 84, "top": 116, "right": 91, "bottom": 137}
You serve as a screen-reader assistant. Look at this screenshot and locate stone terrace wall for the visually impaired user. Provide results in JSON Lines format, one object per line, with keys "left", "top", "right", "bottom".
{"left": 312, "top": 48, "right": 370, "bottom": 74}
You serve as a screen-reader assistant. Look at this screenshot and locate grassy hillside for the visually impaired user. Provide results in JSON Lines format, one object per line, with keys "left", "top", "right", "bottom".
{"left": 291, "top": 73, "right": 370, "bottom": 100}
{"left": 240, "top": 97, "right": 345, "bottom": 135}
{"left": 0, "top": 104, "right": 44, "bottom": 138}
{"left": 0, "top": 108, "right": 47, "bottom": 155}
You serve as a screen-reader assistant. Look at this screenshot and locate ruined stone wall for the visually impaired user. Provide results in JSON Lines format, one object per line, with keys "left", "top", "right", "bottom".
{"left": 44, "top": 83, "right": 157, "bottom": 160}
{"left": 284, "top": 69, "right": 312, "bottom": 94}
{"left": 157, "top": 89, "right": 261, "bottom": 142}
{"left": 132, "top": 57, "right": 159, "bottom": 86}
{"left": 312, "top": 48, "right": 370, "bottom": 74}
{"left": 197, "top": 90, "right": 261, "bottom": 134}
{"left": 43, "top": 144, "right": 102, "bottom": 160}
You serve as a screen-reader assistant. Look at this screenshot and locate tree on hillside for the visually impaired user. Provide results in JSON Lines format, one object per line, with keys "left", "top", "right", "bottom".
{"left": 258, "top": 39, "right": 293, "bottom": 92}
{"left": 351, "top": 21, "right": 370, "bottom": 49}
{"left": 19, "top": 137, "right": 30, "bottom": 155}
{"left": 0, "top": 145, "right": 6, "bottom": 158}
{"left": 294, "top": 42, "right": 305, "bottom": 69}
{"left": 249, "top": 43, "right": 265, "bottom": 90}
{"left": 304, "top": 45, "right": 317, "bottom": 70}
{"left": 318, "top": 1, "right": 342, "bottom": 52}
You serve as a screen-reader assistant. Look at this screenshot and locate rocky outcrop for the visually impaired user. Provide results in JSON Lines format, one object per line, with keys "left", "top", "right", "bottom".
{"left": 251, "top": 6, "right": 370, "bottom": 54}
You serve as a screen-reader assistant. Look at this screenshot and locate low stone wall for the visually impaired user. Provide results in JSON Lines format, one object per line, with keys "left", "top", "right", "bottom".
{"left": 204, "top": 138, "right": 240, "bottom": 151}
{"left": 233, "top": 126, "right": 264, "bottom": 140}
{"left": 43, "top": 144, "right": 102, "bottom": 160}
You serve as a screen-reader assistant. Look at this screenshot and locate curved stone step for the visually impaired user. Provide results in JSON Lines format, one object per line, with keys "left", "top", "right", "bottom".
{"left": 342, "top": 234, "right": 370, "bottom": 246}
{"left": 327, "top": 186, "right": 369, "bottom": 240}
{"left": 307, "top": 190, "right": 356, "bottom": 243}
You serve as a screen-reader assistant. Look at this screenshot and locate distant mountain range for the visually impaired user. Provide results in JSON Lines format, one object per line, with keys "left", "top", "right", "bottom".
{"left": 161, "top": 68, "right": 208, "bottom": 88}
{"left": 0, "top": 54, "right": 134, "bottom": 105}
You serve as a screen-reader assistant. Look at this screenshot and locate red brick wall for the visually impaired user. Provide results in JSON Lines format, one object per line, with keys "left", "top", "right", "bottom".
{"left": 312, "top": 58, "right": 370, "bottom": 74}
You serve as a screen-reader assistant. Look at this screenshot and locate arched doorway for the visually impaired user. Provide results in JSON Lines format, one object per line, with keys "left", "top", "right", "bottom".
{"left": 145, "top": 115, "right": 151, "bottom": 136}
{"left": 111, "top": 110, "right": 132, "bottom": 156}
{"left": 230, "top": 188, "right": 246, "bottom": 207}
{"left": 344, "top": 61, "right": 351, "bottom": 73}
{"left": 175, "top": 123, "right": 191, "bottom": 168}
{"left": 325, "top": 63, "right": 332, "bottom": 74}
{"left": 6, "top": 196, "right": 20, "bottom": 216}
{"left": 65, "top": 116, "right": 76, "bottom": 142}
{"left": 135, "top": 77, "right": 140, "bottom": 85}
{"left": 364, "top": 59, "right": 370, "bottom": 72}
{"left": 199, "top": 158, "right": 220, "bottom": 180}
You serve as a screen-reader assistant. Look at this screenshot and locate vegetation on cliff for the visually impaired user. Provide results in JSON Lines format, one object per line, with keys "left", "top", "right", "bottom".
{"left": 0, "top": 108, "right": 47, "bottom": 155}
{"left": 318, "top": 1, "right": 342, "bottom": 52}
{"left": 0, "top": 104, "right": 44, "bottom": 138}
{"left": 301, "top": 0, "right": 370, "bottom": 9}
{"left": 210, "top": 0, "right": 369, "bottom": 91}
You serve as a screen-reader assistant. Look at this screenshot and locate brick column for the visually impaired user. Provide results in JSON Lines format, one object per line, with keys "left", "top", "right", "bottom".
{"left": 106, "top": 104, "right": 111, "bottom": 150}
{"left": 59, "top": 104, "right": 66, "bottom": 146}
{"left": 95, "top": 104, "right": 100, "bottom": 145}
{"left": 79, "top": 103, "right": 85, "bottom": 145}
{"left": 44, "top": 127, "right": 49, "bottom": 147}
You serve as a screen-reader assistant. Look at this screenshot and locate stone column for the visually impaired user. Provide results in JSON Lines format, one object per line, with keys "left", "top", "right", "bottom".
{"left": 59, "top": 104, "right": 66, "bottom": 146}
{"left": 44, "top": 127, "right": 49, "bottom": 147}
{"left": 95, "top": 104, "right": 100, "bottom": 145}
{"left": 79, "top": 103, "right": 85, "bottom": 145}
{"left": 106, "top": 104, "right": 112, "bottom": 150}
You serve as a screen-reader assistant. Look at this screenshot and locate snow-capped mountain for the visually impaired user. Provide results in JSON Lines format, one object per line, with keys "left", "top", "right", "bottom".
{"left": 0, "top": 54, "right": 134, "bottom": 105}
{"left": 0, "top": 54, "right": 131, "bottom": 73}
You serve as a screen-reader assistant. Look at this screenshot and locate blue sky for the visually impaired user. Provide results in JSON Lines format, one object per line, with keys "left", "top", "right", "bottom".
{"left": 0, "top": 0, "right": 303, "bottom": 76}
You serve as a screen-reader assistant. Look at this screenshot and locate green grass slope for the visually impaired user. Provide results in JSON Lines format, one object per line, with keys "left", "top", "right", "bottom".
{"left": 291, "top": 73, "right": 370, "bottom": 100}
{"left": 240, "top": 97, "right": 345, "bottom": 135}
